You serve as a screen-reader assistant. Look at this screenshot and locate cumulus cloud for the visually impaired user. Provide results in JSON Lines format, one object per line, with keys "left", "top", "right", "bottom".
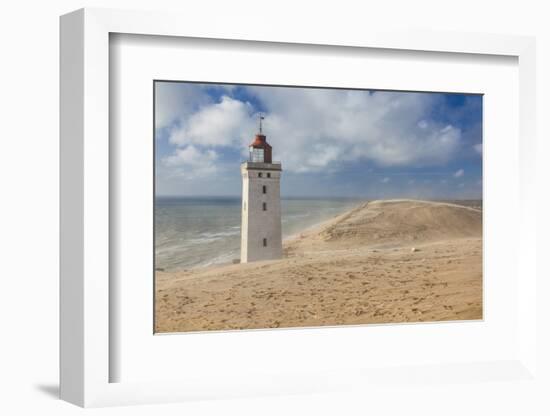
{"left": 246, "top": 88, "right": 462, "bottom": 172}
{"left": 157, "top": 84, "right": 466, "bottom": 175}
{"left": 155, "top": 83, "right": 212, "bottom": 130}
{"left": 162, "top": 145, "right": 219, "bottom": 178}
{"left": 169, "top": 96, "right": 256, "bottom": 148}
{"left": 453, "top": 168, "right": 464, "bottom": 178}
{"left": 473, "top": 143, "right": 482, "bottom": 155}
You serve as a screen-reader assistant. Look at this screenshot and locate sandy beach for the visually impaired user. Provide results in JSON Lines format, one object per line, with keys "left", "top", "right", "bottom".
{"left": 155, "top": 199, "right": 482, "bottom": 333}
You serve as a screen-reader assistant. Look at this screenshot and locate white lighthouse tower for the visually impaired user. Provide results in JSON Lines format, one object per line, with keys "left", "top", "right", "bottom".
{"left": 240, "top": 116, "right": 282, "bottom": 263}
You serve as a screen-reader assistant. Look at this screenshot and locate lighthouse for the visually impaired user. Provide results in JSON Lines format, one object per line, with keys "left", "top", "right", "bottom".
{"left": 240, "top": 116, "right": 283, "bottom": 263}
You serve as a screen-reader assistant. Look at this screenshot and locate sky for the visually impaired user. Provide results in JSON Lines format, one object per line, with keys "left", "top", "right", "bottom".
{"left": 155, "top": 81, "right": 482, "bottom": 199}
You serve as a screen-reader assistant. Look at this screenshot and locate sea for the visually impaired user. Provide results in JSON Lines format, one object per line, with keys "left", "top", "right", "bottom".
{"left": 155, "top": 196, "right": 362, "bottom": 272}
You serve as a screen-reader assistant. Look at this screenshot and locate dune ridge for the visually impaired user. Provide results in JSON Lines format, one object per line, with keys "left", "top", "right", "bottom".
{"left": 286, "top": 199, "right": 481, "bottom": 250}
{"left": 155, "top": 199, "right": 482, "bottom": 333}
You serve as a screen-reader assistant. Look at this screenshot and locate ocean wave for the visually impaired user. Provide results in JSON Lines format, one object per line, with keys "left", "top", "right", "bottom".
{"left": 185, "top": 230, "right": 240, "bottom": 245}
{"left": 201, "top": 229, "right": 240, "bottom": 238}
{"left": 285, "top": 212, "right": 311, "bottom": 219}
{"left": 198, "top": 250, "right": 238, "bottom": 268}
{"left": 156, "top": 228, "right": 240, "bottom": 261}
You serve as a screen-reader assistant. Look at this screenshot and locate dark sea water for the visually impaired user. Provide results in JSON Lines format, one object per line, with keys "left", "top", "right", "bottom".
{"left": 155, "top": 197, "right": 361, "bottom": 271}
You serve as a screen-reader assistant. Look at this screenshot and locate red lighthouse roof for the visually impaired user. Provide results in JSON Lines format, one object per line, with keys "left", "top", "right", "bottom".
{"left": 249, "top": 134, "right": 270, "bottom": 148}
{"left": 249, "top": 134, "right": 272, "bottom": 163}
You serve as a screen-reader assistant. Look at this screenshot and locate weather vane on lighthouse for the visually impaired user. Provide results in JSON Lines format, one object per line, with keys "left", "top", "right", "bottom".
{"left": 258, "top": 114, "right": 265, "bottom": 134}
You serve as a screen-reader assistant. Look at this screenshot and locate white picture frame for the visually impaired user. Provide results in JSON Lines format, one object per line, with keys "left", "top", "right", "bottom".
{"left": 60, "top": 8, "right": 538, "bottom": 408}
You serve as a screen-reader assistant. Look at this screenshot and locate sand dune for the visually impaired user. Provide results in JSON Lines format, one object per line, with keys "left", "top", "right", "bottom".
{"left": 286, "top": 199, "right": 481, "bottom": 252}
{"left": 155, "top": 199, "right": 482, "bottom": 333}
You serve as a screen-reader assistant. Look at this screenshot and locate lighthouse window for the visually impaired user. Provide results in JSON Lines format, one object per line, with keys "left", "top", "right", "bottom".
{"left": 267, "top": 173, "right": 271, "bottom": 178}
{"left": 263, "top": 202, "right": 267, "bottom": 211}
{"left": 258, "top": 172, "right": 263, "bottom": 178}
{"left": 251, "top": 147, "right": 265, "bottom": 163}
{"left": 263, "top": 238, "right": 267, "bottom": 247}
{"left": 262, "top": 185, "right": 266, "bottom": 194}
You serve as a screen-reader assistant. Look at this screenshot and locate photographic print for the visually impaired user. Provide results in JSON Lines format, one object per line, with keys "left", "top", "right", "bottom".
{"left": 154, "top": 81, "right": 482, "bottom": 333}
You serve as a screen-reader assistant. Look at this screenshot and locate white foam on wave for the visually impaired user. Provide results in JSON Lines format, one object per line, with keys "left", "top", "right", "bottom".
{"left": 198, "top": 250, "right": 238, "bottom": 268}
